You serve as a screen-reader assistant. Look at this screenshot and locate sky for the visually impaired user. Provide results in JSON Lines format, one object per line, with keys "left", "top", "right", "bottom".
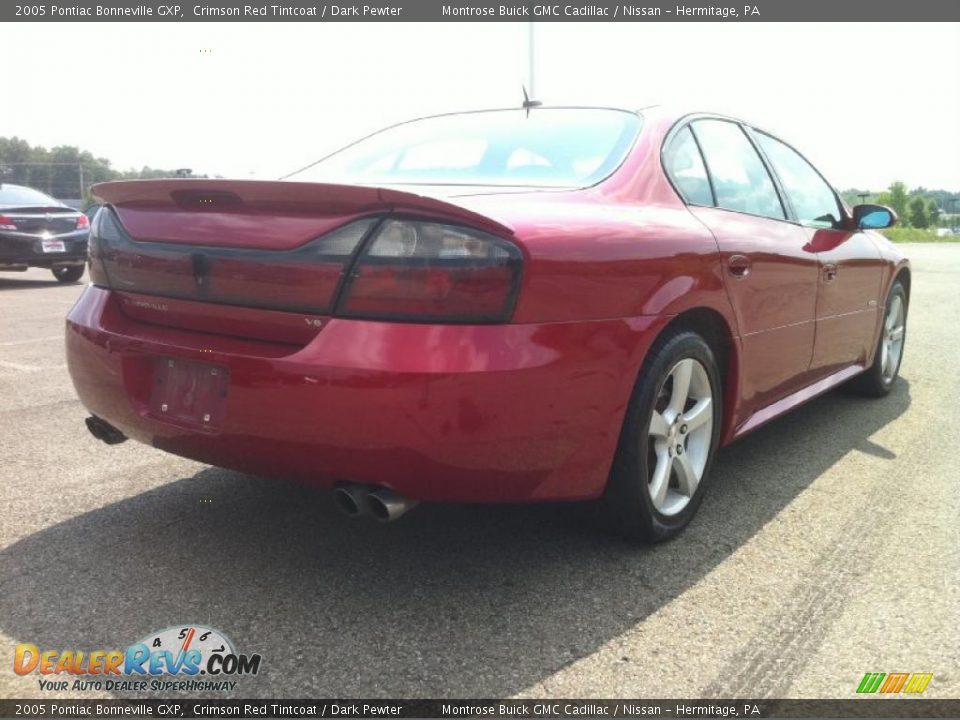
{"left": 2, "top": 22, "right": 959, "bottom": 191}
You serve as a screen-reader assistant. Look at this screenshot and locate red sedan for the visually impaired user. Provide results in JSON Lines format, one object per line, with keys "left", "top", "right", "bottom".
{"left": 66, "top": 106, "right": 909, "bottom": 540}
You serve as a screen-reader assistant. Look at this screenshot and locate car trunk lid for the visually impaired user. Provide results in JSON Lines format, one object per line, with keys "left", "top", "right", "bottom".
{"left": 89, "top": 179, "right": 514, "bottom": 345}
{"left": 0, "top": 205, "right": 79, "bottom": 234}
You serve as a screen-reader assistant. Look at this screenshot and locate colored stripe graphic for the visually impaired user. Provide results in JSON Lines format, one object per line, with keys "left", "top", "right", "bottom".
{"left": 880, "top": 673, "right": 910, "bottom": 693}
{"left": 903, "top": 673, "right": 933, "bottom": 694}
{"left": 857, "top": 673, "right": 885, "bottom": 693}
{"left": 857, "top": 672, "right": 932, "bottom": 694}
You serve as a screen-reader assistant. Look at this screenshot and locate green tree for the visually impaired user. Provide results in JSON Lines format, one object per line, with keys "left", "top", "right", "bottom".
{"left": 0, "top": 137, "right": 34, "bottom": 184}
{"left": 1, "top": 136, "right": 207, "bottom": 203}
{"left": 927, "top": 200, "right": 941, "bottom": 228}
{"left": 908, "top": 196, "right": 929, "bottom": 229}
{"left": 877, "top": 181, "right": 910, "bottom": 223}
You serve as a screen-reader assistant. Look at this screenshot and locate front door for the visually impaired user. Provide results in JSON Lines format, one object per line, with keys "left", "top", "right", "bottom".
{"left": 752, "top": 130, "right": 884, "bottom": 375}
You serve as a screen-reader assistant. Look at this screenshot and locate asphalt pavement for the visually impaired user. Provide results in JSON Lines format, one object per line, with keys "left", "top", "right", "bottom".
{"left": 1, "top": 244, "right": 958, "bottom": 700}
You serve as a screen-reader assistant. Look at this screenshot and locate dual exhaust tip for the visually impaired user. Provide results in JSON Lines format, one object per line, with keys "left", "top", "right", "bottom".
{"left": 333, "top": 483, "right": 418, "bottom": 523}
{"left": 85, "top": 415, "right": 127, "bottom": 445}
{"left": 85, "top": 416, "right": 413, "bottom": 522}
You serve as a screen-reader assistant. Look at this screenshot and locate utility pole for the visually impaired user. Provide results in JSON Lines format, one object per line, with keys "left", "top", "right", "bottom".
{"left": 78, "top": 162, "right": 85, "bottom": 202}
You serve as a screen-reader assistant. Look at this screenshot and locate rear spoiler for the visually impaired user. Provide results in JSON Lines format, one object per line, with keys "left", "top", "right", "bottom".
{"left": 0, "top": 205, "right": 77, "bottom": 214}
{"left": 91, "top": 179, "right": 514, "bottom": 238}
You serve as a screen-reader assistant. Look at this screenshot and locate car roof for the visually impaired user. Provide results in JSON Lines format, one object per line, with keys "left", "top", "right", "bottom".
{"left": 395, "top": 105, "right": 768, "bottom": 132}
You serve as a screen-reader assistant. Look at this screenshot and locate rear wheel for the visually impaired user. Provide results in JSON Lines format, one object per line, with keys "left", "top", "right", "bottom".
{"left": 849, "top": 280, "right": 907, "bottom": 397}
{"left": 604, "top": 330, "right": 722, "bottom": 542}
{"left": 52, "top": 265, "right": 84, "bottom": 283}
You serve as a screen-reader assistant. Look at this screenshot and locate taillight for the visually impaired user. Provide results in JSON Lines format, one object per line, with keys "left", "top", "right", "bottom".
{"left": 87, "top": 210, "right": 522, "bottom": 324}
{"left": 76, "top": 214, "right": 90, "bottom": 230}
{"left": 0, "top": 215, "right": 17, "bottom": 231}
{"left": 86, "top": 206, "right": 114, "bottom": 286}
{"left": 88, "top": 206, "right": 374, "bottom": 313}
{"left": 337, "top": 219, "right": 522, "bottom": 323}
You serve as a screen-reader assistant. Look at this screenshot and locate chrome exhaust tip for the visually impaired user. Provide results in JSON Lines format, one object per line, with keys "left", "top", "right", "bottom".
{"left": 84, "top": 416, "right": 127, "bottom": 445}
{"left": 366, "top": 487, "right": 419, "bottom": 523}
{"left": 332, "top": 484, "right": 369, "bottom": 518}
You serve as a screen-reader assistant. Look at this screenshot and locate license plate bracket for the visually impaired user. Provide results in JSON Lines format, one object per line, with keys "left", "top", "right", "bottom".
{"left": 149, "top": 358, "right": 229, "bottom": 429}
{"left": 41, "top": 240, "right": 66, "bottom": 253}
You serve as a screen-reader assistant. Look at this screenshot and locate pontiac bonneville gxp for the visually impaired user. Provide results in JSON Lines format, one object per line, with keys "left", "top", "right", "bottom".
{"left": 66, "top": 106, "right": 909, "bottom": 540}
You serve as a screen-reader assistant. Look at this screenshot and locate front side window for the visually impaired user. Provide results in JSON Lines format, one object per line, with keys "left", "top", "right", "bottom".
{"left": 755, "top": 132, "right": 843, "bottom": 229}
{"left": 289, "top": 108, "right": 642, "bottom": 189}
{"left": 691, "top": 120, "right": 785, "bottom": 220}
{"left": 663, "top": 126, "right": 713, "bottom": 206}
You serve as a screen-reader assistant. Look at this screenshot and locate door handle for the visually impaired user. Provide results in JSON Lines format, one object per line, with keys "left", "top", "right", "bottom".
{"left": 822, "top": 263, "right": 838, "bottom": 282}
{"left": 727, "top": 254, "right": 752, "bottom": 278}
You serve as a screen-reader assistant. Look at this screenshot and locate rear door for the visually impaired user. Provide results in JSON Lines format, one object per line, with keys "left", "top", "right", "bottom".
{"left": 668, "top": 119, "right": 820, "bottom": 414}
{"left": 752, "top": 131, "right": 884, "bottom": 375}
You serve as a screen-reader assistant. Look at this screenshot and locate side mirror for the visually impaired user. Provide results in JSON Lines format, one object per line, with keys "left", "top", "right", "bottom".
{"left": 853, "top": 204, "right": 896, "bottom": 230}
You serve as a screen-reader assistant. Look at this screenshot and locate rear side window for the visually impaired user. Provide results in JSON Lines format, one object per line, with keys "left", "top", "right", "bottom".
{"left": 664, "top": 126, "right": 713, "bottom": 206}
{"left": 691, "top": 120, "right": 785, "bottom": 220}
{"left": 755, "top": 132, "right": 843, "bottom": 229}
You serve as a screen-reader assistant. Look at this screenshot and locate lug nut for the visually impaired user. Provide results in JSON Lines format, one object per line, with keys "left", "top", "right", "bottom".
{"left": 676, "top": 445, "right": 684, "bottom": 455}
{"left": 680, "top": 424, "right": 688, "bottom": 434}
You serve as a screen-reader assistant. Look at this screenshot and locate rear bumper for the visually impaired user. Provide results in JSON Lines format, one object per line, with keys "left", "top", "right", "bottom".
{"left": 0, "top": 230, "right": 88, "bottom": 267}
{"left": 66, "top": 285, "right": 666, "bottom": 502}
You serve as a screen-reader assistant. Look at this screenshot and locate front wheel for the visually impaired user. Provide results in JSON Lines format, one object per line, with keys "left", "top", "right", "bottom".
{"left": 849, "top": 280, "right": 907, "bottom": 397}
{"left": 52, "top": 265, "right": 84, "bottom": 283}
{"left": 604, "top": 329, "right": 723, "bottom": 542}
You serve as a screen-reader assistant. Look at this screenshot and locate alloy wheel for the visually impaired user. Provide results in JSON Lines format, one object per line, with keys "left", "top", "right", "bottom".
{"left": 646, "top": 358, "right": 714, "bottom": 516}
{"left": 880, "top": 293, "right": 906, "bottom": 383}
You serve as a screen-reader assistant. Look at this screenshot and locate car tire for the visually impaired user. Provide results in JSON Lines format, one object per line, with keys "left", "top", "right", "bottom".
{"left": 52, "top": 266, "right": 84, "bottom": 283}
{"left": 604, "top": 329, "right": 723, "bottom": 542}
{"left": 849, "top": 280, "right": 907, "bottom": 398}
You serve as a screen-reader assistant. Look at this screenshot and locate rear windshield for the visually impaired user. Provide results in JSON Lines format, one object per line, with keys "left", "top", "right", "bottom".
{"left": 292, "top": 108, "right": 642, "bottom": 189}
{"left": 0, "top": 185, "right": 58, "bottom": 206}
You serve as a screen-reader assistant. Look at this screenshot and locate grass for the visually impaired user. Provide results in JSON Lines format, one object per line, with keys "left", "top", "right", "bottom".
{"left": 879, "top": 227, "right": 959, "bottom": 243}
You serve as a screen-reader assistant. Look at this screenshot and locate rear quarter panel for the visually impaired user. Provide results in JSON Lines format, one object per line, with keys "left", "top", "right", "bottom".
{"left": 456, "top": 189, "right": 741, "bottom": 448}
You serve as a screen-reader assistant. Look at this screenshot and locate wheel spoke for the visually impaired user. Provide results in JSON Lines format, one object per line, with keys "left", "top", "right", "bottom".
{"left": 673, "top": 452, "right": 699, "bottom": 498}
{"left": 667, "top": 359, "right": 693, "bottom": 418}
{"left": 886, "top": 295, "right": 902, "bottom": 330}
{"left": 649, "top": 410, "right": 670, "bottom": 439}
{"left": 682, "top": 397, "right": 712, "bottom": 432}
{"left": 649, "top": 448, "right": 672, "bottom": 509}
{"left": 880, "top": 341, "right": 889, "bottom": 376}
{"left": 889, "top": 326, "right": 904, "bottom": 342}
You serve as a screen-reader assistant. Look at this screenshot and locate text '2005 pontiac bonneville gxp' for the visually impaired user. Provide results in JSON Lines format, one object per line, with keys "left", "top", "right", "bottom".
{"left": 66, "top": 106, "right": 909, "bottom": 541}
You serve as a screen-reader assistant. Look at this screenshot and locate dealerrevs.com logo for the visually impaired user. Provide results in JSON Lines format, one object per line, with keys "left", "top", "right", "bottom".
{"left": 14, "top": 625, "right": 262, "bottom": 693}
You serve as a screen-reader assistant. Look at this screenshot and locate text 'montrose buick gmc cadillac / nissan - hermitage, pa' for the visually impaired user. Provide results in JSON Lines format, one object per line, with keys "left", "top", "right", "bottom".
{"left": 65, "top": 106, "right": 909, "bottom": 540}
